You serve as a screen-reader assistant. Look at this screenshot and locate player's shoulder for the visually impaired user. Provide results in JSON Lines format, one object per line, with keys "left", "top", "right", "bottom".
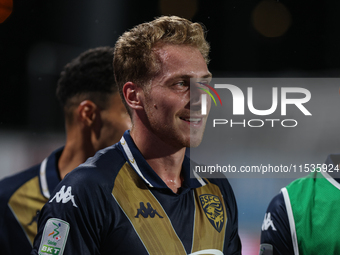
{"left": 262, "top": 191, "right": 290, "bottom": 236}
{"left": 266, "top": 192, "right": 286, "bottom": 215}
{"left": 284, "top": 172, "right": 318, "bottom": 198}
{"left": 60, "top": 144, "right": 126, "bottom": 190}
{"left": 188, "top": 158, "right": 236, "bottom": 198}
{"left": 260, "top": 191, "right": 293, "bottom": 254}
{"left": 204, "top": 176, "right": 238, "bottom": 215}
{"left": 0, "top": 164, "right": 40, "bottom": 203}
{"left": 83, "top": 143, "right": 125, "bottom": 169}
{"left": 206, "top": 175, "right": 234, "bottom": 193}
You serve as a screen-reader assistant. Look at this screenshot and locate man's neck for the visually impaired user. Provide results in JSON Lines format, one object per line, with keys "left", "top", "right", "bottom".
{"left": 130, "top": 126, "right": 186, "bottom": 193}
{"left": 58, "top": 133, "right": 94, "bottom": 180}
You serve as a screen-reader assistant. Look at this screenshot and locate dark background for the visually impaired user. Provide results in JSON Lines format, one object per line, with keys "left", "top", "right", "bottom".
{"left": 1, "top": 0, "right": 340, "bottom": 132}
{"left": 1, "top": 1, "right": 340, "bottom": 253}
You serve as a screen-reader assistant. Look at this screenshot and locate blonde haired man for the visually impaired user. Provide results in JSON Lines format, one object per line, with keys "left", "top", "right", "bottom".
{"left": 32, "top": 16, "right": 241, "bottom": 255}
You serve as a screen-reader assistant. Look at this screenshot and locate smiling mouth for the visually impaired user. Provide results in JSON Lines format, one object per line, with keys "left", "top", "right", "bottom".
{"left": 179, "top": 117, "right": 202, "bottom": 124}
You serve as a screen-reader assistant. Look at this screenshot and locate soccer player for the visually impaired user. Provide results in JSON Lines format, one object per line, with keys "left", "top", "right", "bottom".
{"left": 31, "top": 16, "right": 241, "bottom": 255}
{"left": 259, "top": 155, "right": 340, "bottom": 255}
{"left": 0, "top": 46, "right": 131, "bottom": 255}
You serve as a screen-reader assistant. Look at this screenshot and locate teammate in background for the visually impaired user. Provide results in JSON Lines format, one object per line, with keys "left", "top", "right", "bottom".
{"left": 259, "top": 154, "right": 340, "bottom": 255}
{"left": 31, "top": 16, "right": 241, "bottom": 255}
{"left": 0, "top": 46, "right": 131, "bottom": 255}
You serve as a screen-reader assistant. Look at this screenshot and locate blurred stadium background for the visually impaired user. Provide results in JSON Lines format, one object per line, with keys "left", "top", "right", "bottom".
{"left": 1, "top": 0, "right": 340, "bottom": 254}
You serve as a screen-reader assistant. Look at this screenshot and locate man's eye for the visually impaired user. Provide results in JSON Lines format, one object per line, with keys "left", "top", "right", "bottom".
{"left": 174, "top": 81, "right": 189, "bottom": 90}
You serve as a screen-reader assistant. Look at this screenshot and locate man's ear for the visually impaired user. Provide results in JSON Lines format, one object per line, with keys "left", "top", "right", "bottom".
{"left": 123, "top": 82, "right": 144, "bottom": 110}
{"left": 77, "top": 100, "right": 98, "bottom": 127}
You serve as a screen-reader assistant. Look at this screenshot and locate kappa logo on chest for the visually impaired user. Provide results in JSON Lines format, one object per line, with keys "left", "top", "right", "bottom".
{"left": 135, "top": 202, "right": 163, "bottom": 218}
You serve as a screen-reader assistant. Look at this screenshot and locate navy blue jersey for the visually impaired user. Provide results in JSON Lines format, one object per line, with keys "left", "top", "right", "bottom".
{"left": 31, "top": 131, "right": 241, "bottom": 255}
{"left": 260, "top": 154, "right": 340, "bottom": 255}
{"left": 0, "top": 148, "right": 62, "bottom": 255}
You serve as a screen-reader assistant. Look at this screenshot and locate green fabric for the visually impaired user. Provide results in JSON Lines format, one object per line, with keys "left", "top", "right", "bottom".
{"left": 286, "top": 171, "right": 340, "bottom": 254}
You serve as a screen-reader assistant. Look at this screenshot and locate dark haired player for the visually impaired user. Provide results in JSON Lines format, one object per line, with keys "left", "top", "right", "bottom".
{"left": 0, "top": 46, "right": 131, "bottom": 254}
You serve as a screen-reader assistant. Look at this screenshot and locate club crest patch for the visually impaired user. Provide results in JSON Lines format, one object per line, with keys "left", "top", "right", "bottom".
{"left": 199, "top": 194, "right": 225, "bottom": 232}
{"left": 38, "top": 218, "right": 70, "bottom": 255}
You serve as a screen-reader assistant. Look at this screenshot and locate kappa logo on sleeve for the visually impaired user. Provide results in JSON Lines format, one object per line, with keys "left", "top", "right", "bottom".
{"left": 49, "top": 185, "right": 78, "bottom": 208}
{"left": 38, "top": 218, "right": 70, "bottom": 255}
{"left": 261, "top": 212, "right": 277, "bottom": 231}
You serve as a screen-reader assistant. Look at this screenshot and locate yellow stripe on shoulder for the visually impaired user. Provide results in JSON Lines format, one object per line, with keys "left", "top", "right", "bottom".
{"left": 8, "top": 176, "right": 48, "bottom": 245}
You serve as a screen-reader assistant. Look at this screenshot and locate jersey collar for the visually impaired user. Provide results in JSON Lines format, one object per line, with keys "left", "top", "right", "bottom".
{"left": 324, "top": 154, "right": 340, "bottom": 168}
{"left": 321, "top": 154, "right": 340, "bottom": 188}
{"left": 119, "top": 130, "right": 206, "bottom": 193}
{"left": 39, "top": 147, "right": 63, "bottom": 199}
